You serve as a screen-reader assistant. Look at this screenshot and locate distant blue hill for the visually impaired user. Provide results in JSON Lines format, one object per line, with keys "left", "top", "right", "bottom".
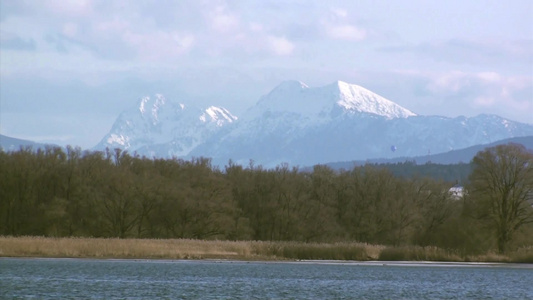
{"left": 321, "top": 136, "right": 533, "bottom": 170}
{"left": 0, "top": 134, "right": 56, "bottom": 152}
{"left": 2, "top": 134, "right": 532, "bottom": 171}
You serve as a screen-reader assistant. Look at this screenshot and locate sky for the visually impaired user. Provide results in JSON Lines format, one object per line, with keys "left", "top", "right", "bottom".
{"left": 1, "top": 0, "right": 532, "bottom": 149}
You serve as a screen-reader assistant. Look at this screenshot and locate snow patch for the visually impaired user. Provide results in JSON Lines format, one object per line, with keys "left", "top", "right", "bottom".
{"left": 247, "top": 80, "right": 415, "bottom": 123}
{"left": 200, "top": 106, "right": 238, "bottom": 126}
{"left": 97, "top": 94, "right": 237, "bottom": 157}
{"left": 502, "top": 120, "right": 510, "bottom": 128}
{"left": 107, "top": 134, "right": 129, "bottom": 147}
{"left": 139, "top": 96, "right": 150, "bottom": 114}
{"left": 96, "top": 82, "right": 533, "bottom": 167}
{"left": 335, "top": 81, "right": 416, "bottom": 119}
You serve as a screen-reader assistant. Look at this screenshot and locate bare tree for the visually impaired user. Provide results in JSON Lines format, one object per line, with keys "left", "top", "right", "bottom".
{"left": 468, "top": 143, "right": 533, "bottom": 253}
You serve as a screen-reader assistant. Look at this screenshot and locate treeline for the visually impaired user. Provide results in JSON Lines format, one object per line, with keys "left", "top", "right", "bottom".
{"left": 1, "top": 146, "right": 531, "bottom": 254}
{"left": 376, "top": 161, "right": 472, "bottom": 183}
{"left": 325, "top": 161, "right": 472, "bottom": 183}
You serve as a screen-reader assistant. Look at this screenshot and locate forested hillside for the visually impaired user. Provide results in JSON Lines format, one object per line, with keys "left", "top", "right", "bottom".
{"left": 1, "top": 146, "right": 531, "bottom": 255}
{"left": 321, "top": 161, "right": 472, "bottom": 183}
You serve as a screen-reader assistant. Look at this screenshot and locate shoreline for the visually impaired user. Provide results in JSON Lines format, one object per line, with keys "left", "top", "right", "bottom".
{"left": 1, "top": 236, "right": 531, "bottom": 263}
{"left": 2, "top": 257, "right": 533, "bottom": 269}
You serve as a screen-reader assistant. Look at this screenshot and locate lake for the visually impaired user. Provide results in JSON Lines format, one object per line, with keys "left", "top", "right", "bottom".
{"left": 1, "top": 258, "right": 532, "bottom": 299}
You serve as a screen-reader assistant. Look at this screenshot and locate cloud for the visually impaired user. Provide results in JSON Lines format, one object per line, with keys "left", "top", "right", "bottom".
{"left": 353, "top": 69, "right": 532, "bottom": 124}
{"left": 419, "top": 70, "right": 533, "bottom": 119}
{"left": 330, "top": 8, "right": 348, "bottom": 18}
{"left": 476, "top": 72, "right": 501, "bottom": 83}
{"left": 267, "top": 36, "right": 295, "bottom": 56}
{"left": 426, "top": 71, "right": 470, "bottom": 94}
{"left": 208, "top": 5, "right": 240, "bottom": 33}
{"left": 0, "top": 1, "right": 373, "bottom": 70}
{"left": 122, "top": 30, "right": 195, "bottom": 61}
{"left": 40, "top": 0, "right": 94, "bottom": 16}
{"left": 92, "top": 16, "right": 130, "bottom": 37}
{"left": 426, "top": 71, "right": 530, "bottom": 99}
{"left": 321, "top": 7, "right": 367, "bottom": 41}
{"left": 380, "top": 38, "right": 533, "bottom": 68}
{"left": 44, "top": 34, "right": 69, "bottom": 53}
{"left": 326, "top": 25, "right": 366, "bottom": 41}
{"left": 62, "top": 22, "right": 78, "bottom": 38}
{"left": 473, "top": 96, "right": 496, "bottom": 107}
{"left": 0, "top": 32, "right": 36, "bottom": 51}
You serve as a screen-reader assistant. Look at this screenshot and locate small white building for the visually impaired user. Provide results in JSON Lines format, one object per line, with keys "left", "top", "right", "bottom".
{"left": 448, "top": 184, "right": 464, "bottom": 200}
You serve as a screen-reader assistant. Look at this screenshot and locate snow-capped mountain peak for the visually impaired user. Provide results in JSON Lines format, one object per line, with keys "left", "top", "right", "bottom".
{"left": 247, "top": 80, "right": 415, "bottom": 121}
{"left": 96, "top": 81, "right": 533, "bottom": 167}
{"left": 249, "top": 80, "right": 310, "bottom": 116}
{"left": 332, "top": 81, "right": 416, "bottom": 119}
{"left": 200, "top": 106, "right": 238, "bottom": 126}
{"left": 95, "top": 94, "right": 236, "bottom": 157}
{"left": 269, "top": 80, "right": 309, "bottom": 94}
{"left": 138, "top": 94, "right": 172, "bottom": 122}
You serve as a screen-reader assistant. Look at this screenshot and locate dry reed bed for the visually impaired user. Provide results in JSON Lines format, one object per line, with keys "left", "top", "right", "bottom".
{"left": 1, "top": 236, "right": 531, "bottom": 262}
{"left": 378, "top": 245, "right": 533, "bottom": 263}
{"left": 0, "top": 236, "right": 380, "bottom": 261}
{"left": 0, "top": 236, "right": 255, "bottom": 260}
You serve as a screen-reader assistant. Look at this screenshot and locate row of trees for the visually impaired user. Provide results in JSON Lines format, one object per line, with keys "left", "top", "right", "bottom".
{"left": 1, "top": 144, "right": 531, "bottom": 254}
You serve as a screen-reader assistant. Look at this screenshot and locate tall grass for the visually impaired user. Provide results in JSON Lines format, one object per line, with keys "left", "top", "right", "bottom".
{"left": 378, "top": 246, "right": 462, "bottom": 262}
{"left": 1, "top": 237, "right": 531, "bottom": 262}
{"left": 0, "top": 236, "right": 253, "bottom": 260}
{"left": 0, "top": 236, "right": 379, "bottom": 261}
{"left": 378, "top": 245, "right": 533, "bottom": 263}
{"left": 508, "top": 246, "right": 533, "bottom": 263}
{"left": 250, "top": 241, "right": 382, "bottom": 261}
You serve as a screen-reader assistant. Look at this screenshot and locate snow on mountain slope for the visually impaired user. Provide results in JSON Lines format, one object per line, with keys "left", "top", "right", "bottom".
{"left": 94, "top": 94, "right": 237, "bottom": 157}
{"left": 189, "top": 81, "right": 533, "bottom": 167}
{"left": 190, "top": 80, "right": 418, "bottom": 165}
{"left": 333, "top": 80, "right": 416, "bottom": 118}
{"left": 244, "top": 80, "right": 415, "bottom": 122}
{"left": 95, "top": 80, "right": 533, "bottom": 167}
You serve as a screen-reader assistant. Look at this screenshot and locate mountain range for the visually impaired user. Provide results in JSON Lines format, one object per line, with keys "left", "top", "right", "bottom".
{"left": 94, "top": 94, "right": 237, "bottom": 158}
{"left": 3, "top": 80, "right": 532, "bottom": 168}
{"left": 94, "top": 80, "right": 533, "bottom": 167}
{"left": 0, "top": 134, "right": 54, "bottom": 152}
{"left": 321, "top": 135, "right": 533, "bottom": 171}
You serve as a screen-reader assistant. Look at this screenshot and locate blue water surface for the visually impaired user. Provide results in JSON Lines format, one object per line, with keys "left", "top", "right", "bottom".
{"left": 1, "top": 258, "right": 532, "bottom": 299}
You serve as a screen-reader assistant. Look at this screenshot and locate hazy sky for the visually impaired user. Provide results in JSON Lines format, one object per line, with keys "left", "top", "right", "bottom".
{"left": 1, "top": 0, "right": 532, "bottom": 148}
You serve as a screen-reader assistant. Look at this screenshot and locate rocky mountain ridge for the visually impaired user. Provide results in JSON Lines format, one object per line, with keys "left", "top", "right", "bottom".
{"left": 93, "top": 81, "right": 533, "bottom": 167}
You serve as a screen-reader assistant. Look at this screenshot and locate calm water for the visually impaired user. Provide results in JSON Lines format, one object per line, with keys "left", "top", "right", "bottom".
{"left": 1, "top": 258, "right": 532, "bottom": 299}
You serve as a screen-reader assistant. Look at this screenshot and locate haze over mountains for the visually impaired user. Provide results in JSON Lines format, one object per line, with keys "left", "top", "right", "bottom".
{"left": 91, "top": 80, "right": 533, "bottom": 167}
{"left": 322, "top": 135, "right": 533, "bottom": 170}
{"left": 0, "top": 135, "right": 53, "bottom": 152}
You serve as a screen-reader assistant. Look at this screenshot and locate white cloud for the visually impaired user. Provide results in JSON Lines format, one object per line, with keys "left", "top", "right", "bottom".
{"left": 208, "top": 5, "right": 240, "bottom": 33}
{"left": 267, "top": 36, "right": 295, "bottom": 56}
{"left": 3, "top": 0, "right": 533, "bottom": 151}
{"left": 326, "top": 24, "right": 366, "bottom": 41}
{"left": 427, "top": 71, "right": 468, "bottom": 93}
{"left": 476, "top": 71, "right": 501, "bottom": 83}
{"left": 423, "top": 71, "right": 533, "bottom": 118}
{"left": 249, "top": 22, "right": 264, "bottom": 32}
{"left": 330, "top": 8, "right": 348, "bottom": 19}
{"left": 474, "top": 96, "right": 496, "bottom": 107}
{"left": 41, "top": 0, "right": 94, "bottom": 16}
{"left": 123, "top": 30, "right": 195, "bottom": 60}
{"left": 380, "top": 38, "right": 533, "bottom": 70}
{"left": 93, "top": 17, "right": 130, "bottom": 37}
{"left": 320, "top": 7, "right": 367, "bottom": 41}
{"left": 62, "top": 22, "right": 78, "bottom": 38}
{"left": 379, "top": 69, "right": 532, "bottom": 123}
